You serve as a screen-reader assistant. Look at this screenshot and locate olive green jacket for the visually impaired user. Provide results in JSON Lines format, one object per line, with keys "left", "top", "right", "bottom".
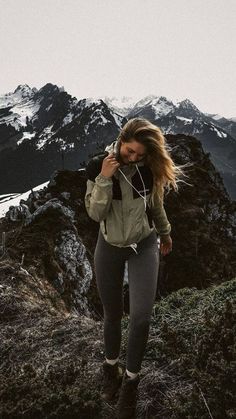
{"left": 84, "top": 141, "right": 171, "bottom": 247}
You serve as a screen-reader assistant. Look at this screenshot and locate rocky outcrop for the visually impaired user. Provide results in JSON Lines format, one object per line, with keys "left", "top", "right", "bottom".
{"left": 2, "top": 133, "right": 236, "bottom": 303}
{"left": 157, "top": 133, "right": 236, "bottom": 294}
{"left": 2, "top": 171, "right": 96, "bottom": 316}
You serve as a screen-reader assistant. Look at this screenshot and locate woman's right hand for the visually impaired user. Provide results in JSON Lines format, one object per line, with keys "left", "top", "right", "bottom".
{"left": 101, "top": 153, "right": 120, "bottom": 178}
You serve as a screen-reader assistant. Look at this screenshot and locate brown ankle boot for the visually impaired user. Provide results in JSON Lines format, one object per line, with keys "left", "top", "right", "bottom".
{"left": 116, "top": 371, "right": 140, "bottom": 419}
{"left": 100, "top": 361, "right": 125, "bottom": 401}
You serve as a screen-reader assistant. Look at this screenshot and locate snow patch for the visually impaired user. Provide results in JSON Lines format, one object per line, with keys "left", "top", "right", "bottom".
{"left": 83, "top": 98, "right": 102, "bottom": 108}
{"left": 0, "top": 93, "right": 40, "bottom": 130}
{"left": 209, "top": 125, "right": 228, "bottom": 139}
{"left": 56, "top": 138, "right": 74, "bottom": 151}
{"left": 210, "top": 114, "right": 224, "bottom": 121}
{"left": 36, "top": 125, "right": 54, "bottom": 149}
{"left": 17, "top": 131, "right": 35, "bottom": 145}
{"left": 0, "top": 181, "right": 49, "bottom": 218}
{"left": 62, "top": 112, "right": 73, "bottom": 127}
{"left": 112, "top": 112, "right": 123, "bottom": 127}
{"left": 176, "top": 116, "right": 193, "bottom": 123}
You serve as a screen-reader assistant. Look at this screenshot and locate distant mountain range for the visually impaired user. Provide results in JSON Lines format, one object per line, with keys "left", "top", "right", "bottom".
{"left": 0, "top": 84, "right": 235, "bottom": 199}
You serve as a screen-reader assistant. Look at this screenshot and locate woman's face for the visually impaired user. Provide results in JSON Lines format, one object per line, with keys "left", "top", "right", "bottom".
{"left": 119, "top": 139, "right": 147, "bottom": 165}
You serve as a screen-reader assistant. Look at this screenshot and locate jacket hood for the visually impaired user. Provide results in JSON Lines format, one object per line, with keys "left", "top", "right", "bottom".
{"left": 105, "top": 140, "right": 119, "bottom": 155}
{"left": 105, "top": 140, "right": 145, "bottom": 167}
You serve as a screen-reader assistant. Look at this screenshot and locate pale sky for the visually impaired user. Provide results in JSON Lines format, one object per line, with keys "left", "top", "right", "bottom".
{"left": 0, "top": 0, "right": 235, "bottom": 118}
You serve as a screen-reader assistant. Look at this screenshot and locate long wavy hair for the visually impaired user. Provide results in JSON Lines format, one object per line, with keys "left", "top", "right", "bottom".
{"left": 116, "top": 117, "right": 192, "bottom": 200}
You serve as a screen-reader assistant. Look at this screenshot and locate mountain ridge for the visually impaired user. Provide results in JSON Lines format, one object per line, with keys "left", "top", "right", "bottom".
{"left": 0, "top": 83, "right": 236, "bottom": 199}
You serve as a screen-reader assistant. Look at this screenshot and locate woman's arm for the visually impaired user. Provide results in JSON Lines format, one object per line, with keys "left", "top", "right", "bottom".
{"left": 150, "top": 191, "right": 171, "bottom": 236}
{"left": 85, "top": 174, "right": 113, "bottom": 222}
{"left": 85, "top": 153, "right": 120, "bottom": 222}
{"left": 150, "top": 191, "right": 172, "bottom": 255}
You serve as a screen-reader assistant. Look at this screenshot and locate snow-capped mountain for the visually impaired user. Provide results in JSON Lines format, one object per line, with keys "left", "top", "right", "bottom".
{"left": 129, "top": 95, "right": 176, "bottom": 120}
{"left": 126, "top": 95, "right": 236, "bottom": 199}
{"left": 0, "top": 84, "right": 124, "bottom": 151}
{"left": 0, "top": 83, "right": 125, "bottom": 193}
{"left": 0, "top": 84, "right": 235, "bottom": 199}
{"left": 101, "top": 95, "right": 142, "bottom": 117}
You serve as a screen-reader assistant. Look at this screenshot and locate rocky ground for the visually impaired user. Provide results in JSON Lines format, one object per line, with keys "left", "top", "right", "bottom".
{"left": 0, "top": 257, "right": 235, "bottom": 418}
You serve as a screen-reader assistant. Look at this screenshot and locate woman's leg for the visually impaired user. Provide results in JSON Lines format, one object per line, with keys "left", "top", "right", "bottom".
{"left": 126, "top": 231, "right": 159, "bottom": 373}
{"left": 94, "top": 230, "right": 126, "bottom": 360}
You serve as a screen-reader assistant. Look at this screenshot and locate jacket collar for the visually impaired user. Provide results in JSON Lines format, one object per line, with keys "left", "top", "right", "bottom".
{"left": 105, "top": 140, "right": 145, "bottom": 169}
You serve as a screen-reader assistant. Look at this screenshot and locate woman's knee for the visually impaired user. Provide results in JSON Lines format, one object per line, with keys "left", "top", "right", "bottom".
{"left": 104, "top": 309, "right": 123, "bottom": 323}
{"left": 129, "top": 314, "right": 151, "bottom": 330}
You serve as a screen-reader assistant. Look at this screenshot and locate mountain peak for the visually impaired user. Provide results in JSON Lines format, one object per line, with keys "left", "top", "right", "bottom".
{"left": 158, "top": 95, "right": 170, "bottom": 102}
{"left": 38, "top": 83, "right": 60, "bottom": 94}
{"left": 14, "top": 84, "right": 31, "bottom": 92}
{"left": 13, "top": 84, "right": 37, "bottom": 98}
{"left": 128, "top": 95, "right": 175, "bottom": 119}
{"left": 177, "top": 98, "right": 201, "bottom": 113}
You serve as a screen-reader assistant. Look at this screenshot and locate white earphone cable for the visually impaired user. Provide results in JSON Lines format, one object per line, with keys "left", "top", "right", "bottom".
{"left": 118, "top": 165, "right": 147, "bottom": 210}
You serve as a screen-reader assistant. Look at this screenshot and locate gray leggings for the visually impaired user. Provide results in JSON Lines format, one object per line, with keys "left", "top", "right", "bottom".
{"left": 94, "top": 229, "right": 160, "bottom": 373}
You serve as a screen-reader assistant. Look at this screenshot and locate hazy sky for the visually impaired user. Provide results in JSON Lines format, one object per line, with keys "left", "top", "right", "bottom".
{"left": 0, "top": 0, "right": 235, "bottom": 118}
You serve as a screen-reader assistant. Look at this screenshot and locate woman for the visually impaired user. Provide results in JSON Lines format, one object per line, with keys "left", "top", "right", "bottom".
{"left": 85, "top": 117, "right": 185, "bottom": 419}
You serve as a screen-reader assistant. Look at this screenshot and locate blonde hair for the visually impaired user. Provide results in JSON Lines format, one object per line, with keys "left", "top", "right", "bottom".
{"left": 117, "top": 117, "right": 192, "bottom": 200}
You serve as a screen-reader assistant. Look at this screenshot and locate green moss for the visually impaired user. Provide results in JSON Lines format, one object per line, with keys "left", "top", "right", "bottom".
{"left": 122, "top": 278, "right": 236, "bottom": 418}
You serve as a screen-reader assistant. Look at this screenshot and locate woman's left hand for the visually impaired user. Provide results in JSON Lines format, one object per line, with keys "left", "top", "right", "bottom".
{"left": 160, "top": 234, "right": 172, "bottom": 256}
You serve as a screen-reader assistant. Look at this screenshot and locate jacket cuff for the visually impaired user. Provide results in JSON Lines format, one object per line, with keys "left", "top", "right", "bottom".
{"left": 95, "top": 173, "right": 113, "bottom": 186}
{"left": 157, "top": 225, "right": 171, "bottom": 236}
